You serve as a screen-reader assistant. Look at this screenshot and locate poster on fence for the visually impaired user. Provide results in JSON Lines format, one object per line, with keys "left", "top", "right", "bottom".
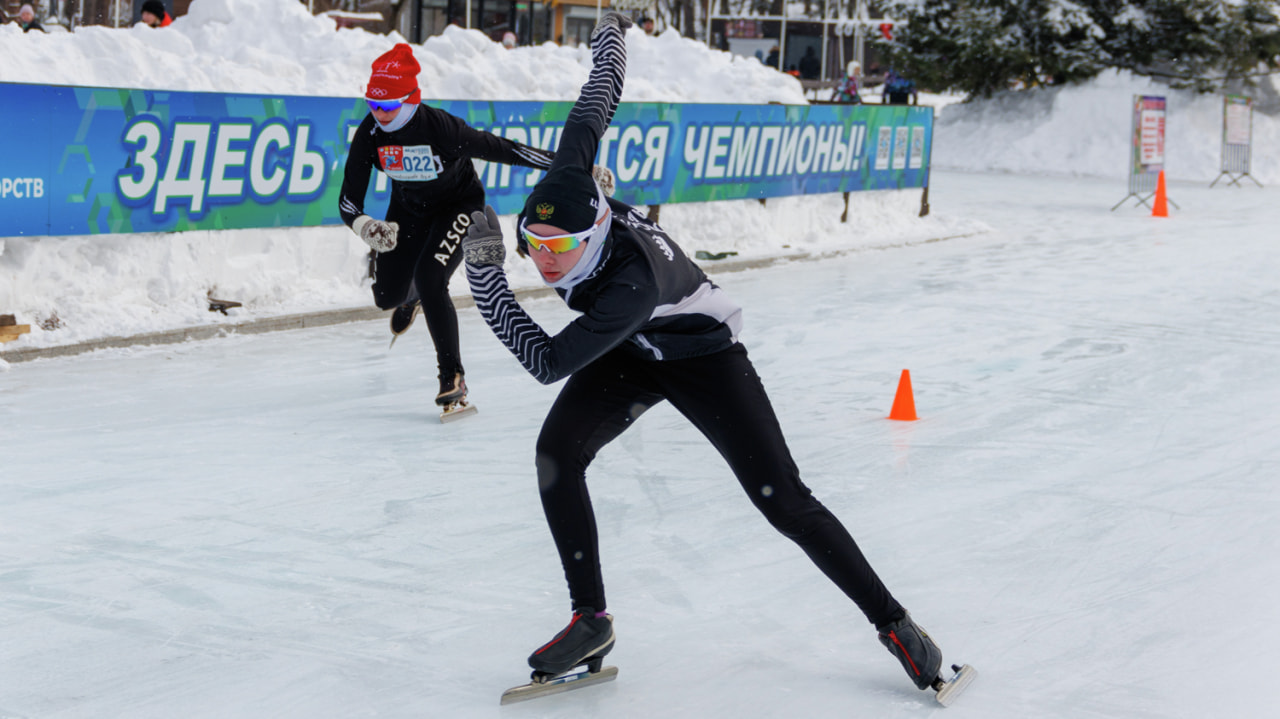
{"left": 0, "top": 82, "right": 933, "bottom": 238}
{"left": 1213, "top": 94, "right": 1260, "bottom": 186}
{"left": 1224, "top": 95, "right": 1252, "bottom": 147}
{"left": 1135, "top": 95, "right": 1166, "bottom": 170}
{"left": 1123, "top": 94, "right": 1167, "bottom": 200}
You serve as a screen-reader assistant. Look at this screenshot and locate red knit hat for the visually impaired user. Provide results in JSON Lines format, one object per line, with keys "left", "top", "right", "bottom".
{"left": 366, "top": 44, "right": 421, "bottom": 105}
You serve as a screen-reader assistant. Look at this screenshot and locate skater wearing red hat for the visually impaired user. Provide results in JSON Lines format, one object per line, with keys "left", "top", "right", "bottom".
{"left": 339, "top": 43, "right": 555, "bottom": 420}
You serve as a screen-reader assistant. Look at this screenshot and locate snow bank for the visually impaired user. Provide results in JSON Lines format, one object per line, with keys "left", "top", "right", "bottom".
{"left": 4, "top": 0, "right": 1273, "bottom": 354}
{"left": 934, "top": 70, "right": 1280, "bottom": 183}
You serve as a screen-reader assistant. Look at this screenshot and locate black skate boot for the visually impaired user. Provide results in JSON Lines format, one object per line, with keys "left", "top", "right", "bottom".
{"left": 390, "top": 301, "right": 420, "bottom": 337}
{"left": 435, "top": 371, "right": 467, "bottom": 407}
{"left": 878, "top": 612, "right": 943, "bottom": 691}
{"left": 528, "top": 607, "right": 615, "bottom": 677}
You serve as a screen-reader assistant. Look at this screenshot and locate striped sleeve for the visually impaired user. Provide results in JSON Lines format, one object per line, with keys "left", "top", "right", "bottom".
{"left": 513, "top": 144, "right": 555, "bottom": 170}
{"left": 465, "top": 263, "right": 559, "bottom": 384}
{"left": 571, "top": 21, "right": 626, "bottom": 136}
{"left": 551, "top": 19, "right": 627, "bottom": 173}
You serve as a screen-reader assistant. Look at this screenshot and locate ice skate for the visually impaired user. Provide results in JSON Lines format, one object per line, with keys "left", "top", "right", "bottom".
{"left": 500, "top": 608, "right": 617, "bottom": 704}
{"left": 387, "top": 301, "right": 420, "bottom": 348}
{"left": 436, "top": 371, "right": 476, "bottom": 422}
{"left": 528, "top": 607, "right": 615, "bottom": 677}
{"left": 877, "top": 612, "right": 976, "bottom": 706}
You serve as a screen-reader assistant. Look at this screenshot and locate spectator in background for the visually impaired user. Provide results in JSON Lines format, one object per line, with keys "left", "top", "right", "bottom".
{"left": 764, "top": 44, "right": 780, "bottom": 69}
{"left": 639, "top": 16, "right": 655, "bottom": 35}
{"left": 833, "top": 60, "right": 862, "bottom": 104}
{"left": 501, "top": 31, "right": 517, "bottom": 49}
{"left": 140, "top": 1, "right": 173, "bottom": 27}
{"left": 18, "top": 4, "right": 45, "bottom": 32}
{"left": 798, "top": 46, "right": 820, "bottom": 80}
{"left": 883, "top": 69, "right": 918, "bottom": 105}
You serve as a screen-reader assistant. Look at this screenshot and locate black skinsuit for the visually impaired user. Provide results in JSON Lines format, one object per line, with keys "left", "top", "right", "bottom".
{"left": 465, "top": 22, "right": 906, "bottom": 629}
{"left": 339, "top": 104, "right": 553, "bottom": 377}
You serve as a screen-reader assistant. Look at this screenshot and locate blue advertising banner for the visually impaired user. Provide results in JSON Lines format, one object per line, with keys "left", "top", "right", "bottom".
{"left": 0, "top": 81, "right": 933, "bottom": 238}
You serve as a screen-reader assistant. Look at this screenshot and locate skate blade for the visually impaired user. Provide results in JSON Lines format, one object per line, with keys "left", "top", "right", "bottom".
{"left": 934, "top": 664, "right": 977, "bottom": 707}
{"left": 500, "top": 665, "right": 617, "bottom": 705}
{"left": 439, "top": 402, "right": 477, "bottom": 423}
{"left": 388, "top": 305, "right": 422, "bottom": 348}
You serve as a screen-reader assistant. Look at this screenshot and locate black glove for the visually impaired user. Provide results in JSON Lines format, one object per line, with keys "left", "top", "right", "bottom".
{"left": 464, "top": 205, "right": 506, "bottom": 267}
{"left": 592, "top": 11, "right": 633, "bottom": 41}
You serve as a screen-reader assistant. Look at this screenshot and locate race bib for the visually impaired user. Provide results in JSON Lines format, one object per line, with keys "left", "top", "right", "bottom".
{"left": 378, "top": 145, "right": 443, "bottom": 181}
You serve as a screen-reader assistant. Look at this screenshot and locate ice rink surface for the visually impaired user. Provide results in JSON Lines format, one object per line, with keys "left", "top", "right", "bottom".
{"left": 4, "top": 171, "right": 1279, "bottom": 718}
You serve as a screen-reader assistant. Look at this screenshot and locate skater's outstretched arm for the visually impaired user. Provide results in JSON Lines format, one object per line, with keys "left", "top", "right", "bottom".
{"left": 463, "top": 205, "right": 657, "bottom": 385}
{"left": 442, "top": 110, "right": 555, "bottom": 170}
{"left": 463, "top": 14, "right": 645, "bottom": 386}
{"left": 546, "top": 12, "right": 629, "bottom": 175}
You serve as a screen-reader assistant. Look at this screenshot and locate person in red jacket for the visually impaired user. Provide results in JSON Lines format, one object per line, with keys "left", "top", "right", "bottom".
{"left": 140, "top": 1, "right": 173, "bottom": 27}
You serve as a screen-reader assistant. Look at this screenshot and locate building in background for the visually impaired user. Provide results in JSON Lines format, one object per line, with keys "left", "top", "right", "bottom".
{"left": 15, "top": 0, "right": 195, "bottom": 29}
{"left": 708, "top": 1, "right": 893, "bottom": 84}
{"left": 389, "top": 0, "right": 631, "bottom": 48}
{"left": 8, "top": 0, "right": 654, "bottom": 52}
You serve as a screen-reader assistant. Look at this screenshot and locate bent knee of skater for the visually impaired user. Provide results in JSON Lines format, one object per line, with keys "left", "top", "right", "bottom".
{"left": 534, "top": 451, "right": 566, "bottom": 492}
{"left": 535, "top": 444, "right": 594, "bottom": 493}
{"left": 755, "top": 497, "right": 830, "bottom": 539}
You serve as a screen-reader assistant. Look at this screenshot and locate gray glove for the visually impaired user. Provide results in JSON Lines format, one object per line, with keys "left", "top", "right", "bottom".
{"left": 353, "top": 215, "right": 399, "bottom": 253}
{"left": 592, "top": 164, "right": 615, "bottom": 197}
{"left": 464, "top": 205, "right": 506, "bottom": 267}
{"left": 591, "top": 11, "right": 633, "bottom": 41}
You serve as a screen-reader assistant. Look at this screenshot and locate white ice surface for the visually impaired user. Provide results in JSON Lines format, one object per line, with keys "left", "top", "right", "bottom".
{"left": 3, "top": 170, "right": 1279, "bottom": 718}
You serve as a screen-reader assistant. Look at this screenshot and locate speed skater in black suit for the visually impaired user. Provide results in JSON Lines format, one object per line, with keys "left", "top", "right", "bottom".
{"left": 339, "top": 43, "right": 554, "bottom": 411}
{"left": 461, "top": 13, "right": 974, "bottom": 704}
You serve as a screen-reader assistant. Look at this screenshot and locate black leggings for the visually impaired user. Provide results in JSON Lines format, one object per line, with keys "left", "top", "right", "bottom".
{"left": 371, "top": 201, "right": 473, "bottom": 376}
{"left": 535, "top": 344, "right": 905, "bottom": 628}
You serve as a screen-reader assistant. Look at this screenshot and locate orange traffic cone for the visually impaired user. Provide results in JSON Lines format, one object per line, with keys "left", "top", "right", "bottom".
{"left": 1152, "top": 170, "right": 1169, "bottom": 218}
{"left": 888, "top": 369, "right": 918, "bottom": 421}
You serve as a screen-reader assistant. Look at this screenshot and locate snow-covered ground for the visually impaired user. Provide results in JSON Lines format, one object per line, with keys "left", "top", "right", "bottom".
{"left": 4, "top": 2, "right": 1280, "bottom": 717}
{"left": 3, "top": 0, "right": 1275, "bottom": 356}
{"left": 3, "top": 169, "right": 1279, "bottom": 719}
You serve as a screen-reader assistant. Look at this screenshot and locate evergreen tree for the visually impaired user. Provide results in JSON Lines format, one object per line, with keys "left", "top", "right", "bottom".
{"left": 878, "top": 0, "right": 1280, "bottom": 97}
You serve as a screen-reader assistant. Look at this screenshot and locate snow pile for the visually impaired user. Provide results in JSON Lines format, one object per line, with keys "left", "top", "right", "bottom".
{"left": 934, "top": 69, "right": 1280, "bottom": 183}
{"left": 3, "top": 0, "right": 1275, "bottom": 354}
{"left": 0, "top": 0, "right": 807, "bottom": 104}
